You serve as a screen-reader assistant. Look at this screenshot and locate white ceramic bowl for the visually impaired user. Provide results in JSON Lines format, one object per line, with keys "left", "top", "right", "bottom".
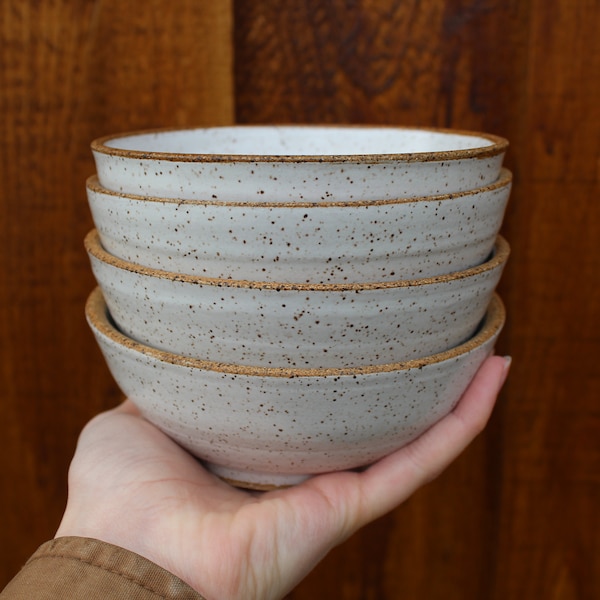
{"left": 85, "top": 229, "right": 509, "bottom": 368}
{"left": 86, "top": 169, "right": 512, "bottom": 283}
{"left": 91, "top": 125, "right": 508, "bottom": 203}
{"left": 86, "top": 287, "right": 505, "bottom": 489}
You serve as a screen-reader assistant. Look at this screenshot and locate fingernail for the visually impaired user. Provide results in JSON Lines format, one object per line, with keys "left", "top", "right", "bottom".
{"left": 500, "top": 355, "right": 512, "bottom": 385}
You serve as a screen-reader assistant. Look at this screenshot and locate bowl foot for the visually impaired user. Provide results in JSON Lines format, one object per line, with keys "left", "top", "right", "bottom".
{"left": 205, "top": 463, "right": 312, "bottom": 491}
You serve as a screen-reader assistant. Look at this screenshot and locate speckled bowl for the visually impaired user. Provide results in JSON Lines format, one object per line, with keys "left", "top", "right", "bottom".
{"left": 86, "top": 169, "right": 511, "bottom": 284}
{"left": 91, "top": 125, "right": 508, "bottom": 203}
{"left": 86, "top": 287, "right": 505, "bottom": 489}
{"left": 84, "top": 229, "right": 509, "bottom": 368}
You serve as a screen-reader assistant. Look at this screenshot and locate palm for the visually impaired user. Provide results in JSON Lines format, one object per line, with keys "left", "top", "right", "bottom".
{"left": 68, "top": 409, "right": 367, "bottom": 598}
{"left": 57, "top": 355, "right": 509, "bottom": 600}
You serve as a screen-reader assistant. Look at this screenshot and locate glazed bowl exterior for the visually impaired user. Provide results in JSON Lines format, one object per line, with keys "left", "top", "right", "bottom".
{"left": 87, "top": 169, "right": 512, "bottom": 283}
{"left": 85, "top": 229, "right": 509, "bottom": 368}
{"left": 86, "top": 287, "right": 505, "bottom": 489}
{"left": 91, "top": 125, "right": 508, "bottom": 203}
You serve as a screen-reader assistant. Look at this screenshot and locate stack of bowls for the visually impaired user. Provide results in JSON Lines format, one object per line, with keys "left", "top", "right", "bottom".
{"left": 84, "top": 125, "right": 511, "bottom": 489}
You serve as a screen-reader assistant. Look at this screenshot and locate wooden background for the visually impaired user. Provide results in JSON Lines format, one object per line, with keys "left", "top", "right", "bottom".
{"left": 1, "top": 0, "right": 598, "bottom": 597}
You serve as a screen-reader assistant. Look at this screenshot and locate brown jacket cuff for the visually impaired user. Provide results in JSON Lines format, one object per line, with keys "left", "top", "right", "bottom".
{"left": 1, "top": 537, "right": 205, "bottom": 599}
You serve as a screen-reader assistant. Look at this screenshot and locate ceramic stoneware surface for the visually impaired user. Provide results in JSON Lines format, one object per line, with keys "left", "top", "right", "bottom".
{"left": 87, "top": 169, "right": 512, "bottom": 284}
{"left": 85, "top": 229, "right": 509, "bottom": 368}
{"left": 91, "top": 126, "right": 508, "bottom": 203}
{"left": 85, "top": 287, "right": 505, "bottom": 489}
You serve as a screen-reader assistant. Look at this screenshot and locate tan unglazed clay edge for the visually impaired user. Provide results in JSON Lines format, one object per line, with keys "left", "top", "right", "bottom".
{"left": 90, "top": 124, "right": 509, "bottom": 164}
{"left": 84, "top": 229, "right": 510, "bottom": 291}
{"left": 86, "top": 168, "right": 512, "bottom": 208}
{"left": 85, "top": 287, "right": 506, "bottom": 379}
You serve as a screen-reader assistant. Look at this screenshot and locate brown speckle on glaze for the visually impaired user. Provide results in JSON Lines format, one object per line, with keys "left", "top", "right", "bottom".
{"left": 86, "top": 125, "right": 511, "bottom": 488}
{"left": 85, "top": 287, "right": 505, "bottom": 489}
{"left": 84, "top": 229, "right": 509, "bottom": 369}
{"left": 86, "top": 169, "right": 511, "bottom": 284}
{"left": 91, "top": 126, "right": 508, "bottom": 203}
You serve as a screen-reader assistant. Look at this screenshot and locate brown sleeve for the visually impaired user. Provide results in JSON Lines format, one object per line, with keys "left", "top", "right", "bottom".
{"left": 0, "top": 537, "right": 206, "bottom": 599}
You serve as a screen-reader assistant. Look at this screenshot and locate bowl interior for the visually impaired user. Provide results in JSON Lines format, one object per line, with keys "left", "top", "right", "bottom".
{"left": 93, "top": 125, "right": 508, "bottom": 160}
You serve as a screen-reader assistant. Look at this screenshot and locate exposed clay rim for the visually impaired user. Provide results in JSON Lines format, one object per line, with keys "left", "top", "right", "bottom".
{"left": 86, "top": 168, "right": 512, "bottom": 209}
{"left": 86, "top": 287, "right": 505, "bottom": 377}
{"left": 90, "top": 125, "right": 509, "bottom": 164}
{"left": 84, "top": 229, "right": 509, "bottom": 291}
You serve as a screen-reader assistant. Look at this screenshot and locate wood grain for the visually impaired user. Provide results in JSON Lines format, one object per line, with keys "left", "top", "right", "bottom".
{"left": 234, "top": 0, "right": 525, "bottom": 133}
{"left": 0, "top": 0, "right": 233, "bottom": 585}
{"left": 1, "top": 0, "right": 599, "bottom": 597}
{"left": 492, "top": 0, "right": 600, "bottom": 596}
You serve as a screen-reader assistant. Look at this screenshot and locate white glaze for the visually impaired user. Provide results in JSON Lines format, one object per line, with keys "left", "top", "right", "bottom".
{"left": 91, "top": 126, "right": 508, "bottom": 203}
{"left": 85, "top": 230, "right": 509, "bottom": 368}
{"left": 86, "top": 287, "right": 505, "bottom": 488}
{"left": 87, "top": 169, "right": 511, "bottom": 283}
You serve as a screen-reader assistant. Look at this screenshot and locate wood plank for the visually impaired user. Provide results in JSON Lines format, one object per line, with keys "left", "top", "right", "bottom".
{"left": 234, "top": 0, "right": 526, "bottom": 133}
{"left": 492, "top": 0, "right": 600, "bottom": 595}
{"left": 234, "top": 1, "right": 525, "bottom": 597}
{"left": 0, "top": 0, "right": 233, "bottom": 586}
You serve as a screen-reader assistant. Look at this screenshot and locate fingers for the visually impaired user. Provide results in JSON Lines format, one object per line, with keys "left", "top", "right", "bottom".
{"left": 361, "top": 354, "right": 510, "bottom": 522}
{"left": 332, "top": 355, "right": 511, "bottom": 530}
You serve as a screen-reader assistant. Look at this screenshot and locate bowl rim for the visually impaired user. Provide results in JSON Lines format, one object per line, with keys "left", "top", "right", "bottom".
{"left": 86, "top": 286, "right": 505, "bottom": 377}
{"left": 84, "top": 229, "right": 510, "bottom": 291}
{"left": 86, "top": 168, "right": 512, "bottom": 209}
{"left": 90, "top": 124, "right": 509, "bottom": 164}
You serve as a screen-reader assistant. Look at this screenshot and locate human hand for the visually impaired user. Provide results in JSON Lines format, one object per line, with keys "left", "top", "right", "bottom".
{"left": 56, "top": 354, "right": 510, "bottom": 600}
